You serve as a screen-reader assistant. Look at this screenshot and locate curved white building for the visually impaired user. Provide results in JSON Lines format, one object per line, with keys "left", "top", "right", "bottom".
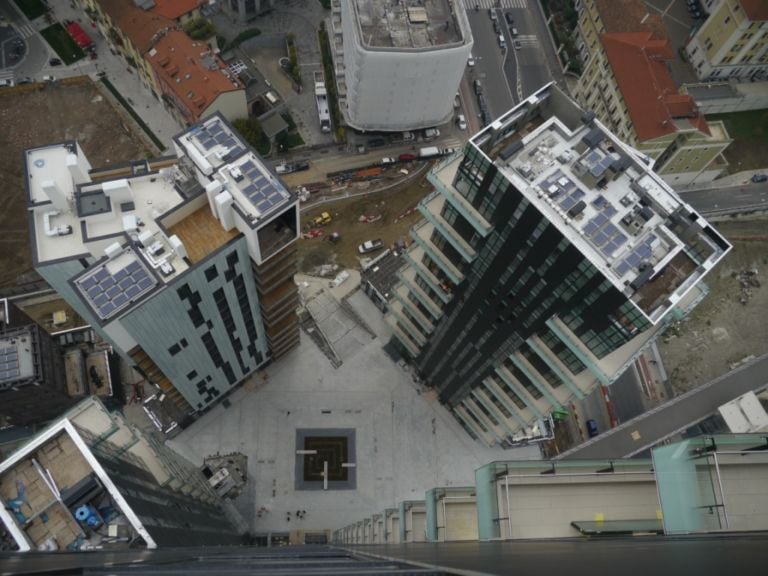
{"left": 331, "top": 0, "right": 473, "bottom": 132}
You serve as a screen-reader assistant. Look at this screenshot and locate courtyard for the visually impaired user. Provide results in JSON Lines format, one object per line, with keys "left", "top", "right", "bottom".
{"left": 168, "top": 287, "right": 538, "bottom": 535}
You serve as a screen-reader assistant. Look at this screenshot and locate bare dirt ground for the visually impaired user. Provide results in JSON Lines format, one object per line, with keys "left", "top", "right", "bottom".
{"left": 658, "top": 217, "right": 768, "bottom": 394}
{"left": 0, "top": 80, "right": 149, "bottom": 288}
{"left": 297, "top": 172, "right": 433, "bottom": 273}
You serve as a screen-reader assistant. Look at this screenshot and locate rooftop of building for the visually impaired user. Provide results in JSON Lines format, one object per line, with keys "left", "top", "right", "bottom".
{"left": 0, "top": 328, "right": 36, "bottom": 389}
{"left": 167, "top": 204, "right": 239, "bottom": 264}
{"left": 173, "top": 115, "right": 294, "bottom": 224}
{"left": 470, "top": 84, "right": 730, "bottom": 324}
{"left": 0, "top": 401, "right": 152, "bottom": 552}
{"left": 601, "top": 32, "right": 712, "bottom": 142}
{"left": 25, "top": 115, "right": 293, "bottom": 325}
{"left": 151, "top": 0, "right": 203, "bottom": 20}
{"left": 740, "top": 0, "right": 768, "bottom": 21}
{"left": 147, "top": 31, "right": 243, "bottom": 122}
{"left": 95, "top": 0, "right": 174, "bottom": 54}
{"left": 352, "top": 0, "right": 465, "bottom": 49}
{"left": 593, "top": 0, "right": 667, "bottom": 38}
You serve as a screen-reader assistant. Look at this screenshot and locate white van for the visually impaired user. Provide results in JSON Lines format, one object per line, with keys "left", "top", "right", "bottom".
{"left": 265, "top": 90, "right": 279, "bottom": 105}
{"left": 456, "top": 114, "right": 467, "bottom": 130}
{"left": 498, "top": 34, "right": 506, "bottom": 49}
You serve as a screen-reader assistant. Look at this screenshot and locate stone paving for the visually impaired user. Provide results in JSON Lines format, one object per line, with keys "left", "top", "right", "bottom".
{"left": 169, "top": 281, "right": 540, "bottom": 535}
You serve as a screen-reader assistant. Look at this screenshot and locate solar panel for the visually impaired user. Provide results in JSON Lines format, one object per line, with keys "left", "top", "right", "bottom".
{"left": 127, "top": 261, "right": 141, "bottom": 274}
{"left": 603, "top": 223, "right": 619, "bottom": 238}
{"left": 570, "top": 189, "right": 585, "bottom": 202}
{"left": 593, "top": 232, "right": 608, "bottom": 246}
{"left": 94, "top": 268, "right": 109, "bottom": 281}
{"left": 227, "top": 146, "right": 244, "bottom": 158}
{"left": 241, "top": 160, "right": 255, "bottom": 172}
{"left": 626, "top": 254, "right": 641, "bottom": 267}
{"left": 87, "top": 285, "right": 102, "bottom": 298}
{"left": 138, "top": 278, "right": 153, "bottom": 290}
{"left": 559, "top": 197, "right": 576, "bottom": 211}
{"left": 112, "top": 294, "right": 129, "bottom": 308}
{"left": 244, "top": 184, "right": 258, "bottom": 196}
{"left": 583, "top": 221, "right": 598, "bottom": 235}
{"left": 106, "top": 286, "right": 121, "bottom": 299}
{"left": 604, "top": 206, "right": 618, "bottom": 218}
{"left": 119, "top": 277, "right": 134, "bottom": 290}
{"left": 94, "top": 294, "right": 108, "bottom": 307}
{"left": 592, "top": 195, "right": 607, "bottom": 209}
{"left": 600, "top": 244, "right": 613, "bottom": 256}
{"left": 257, "top": 200, "right": 272, "bottom": 213}
{"left": 615, "top": 234, "right": 628, "bottom": 247}
{"left": 133, "top": 268, "right": 149, "bottom": 282}
{"left": 126, "top": 285, "right": 141, "bottom": 299}
{"left": 81, "top": 275, "right": 97, "bottom": 289}
{"left": 201, "top": 138, "right": 216, "bottom": 150}
{"left": 593, "top": 213, "right": 607, "bottom": 226}
{"left": 215, "top": 133, "right": 228, "bottom": 144}
{"left": 100, "top": 302, "right": 115, "bottom": 316}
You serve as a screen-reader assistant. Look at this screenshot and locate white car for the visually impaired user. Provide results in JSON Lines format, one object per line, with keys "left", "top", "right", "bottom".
{"left": 456, "top": 114, "right": 467, "bottom": 130}
{"left": 402, "top": 131, "right": 415, "bottom": 142}
{"left": 423, "top": 128, "right": 440, "bottom": 140}
{"left": 381, "top": 157, "right": 396, "bottom": 165}
{"left": 42, "top": 75, "right": 56, "bottom": 82}
{"left": 467, "top": 55, "right": 476, "bottom": 67}
{"left": 358, "top": 239, "right": 384, "bottom": 254}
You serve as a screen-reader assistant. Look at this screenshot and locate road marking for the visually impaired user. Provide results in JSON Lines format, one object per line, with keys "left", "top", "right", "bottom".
{"left": 17, "top": 23, "right": 35, "bottom": 38}
{"left": 460, "top": 0, "right": 528, "bottom": 9}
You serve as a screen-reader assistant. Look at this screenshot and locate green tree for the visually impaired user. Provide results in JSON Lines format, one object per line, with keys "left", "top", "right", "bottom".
{"left": 232, "top": 117, "right": 271, "bottom": 156}
{"left": 184, "top": 17, "right": 216, "bottom": 41}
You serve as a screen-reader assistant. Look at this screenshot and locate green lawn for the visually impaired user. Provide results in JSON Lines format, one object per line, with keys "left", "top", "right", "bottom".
{"left": 14, "top": 0, "right": 47, "bottom": 20}
{"left": 40, "top": 23, "right": 85, "bottom": 65}
{"left": 707, "top": 109, "right": 768, "bottom": 172}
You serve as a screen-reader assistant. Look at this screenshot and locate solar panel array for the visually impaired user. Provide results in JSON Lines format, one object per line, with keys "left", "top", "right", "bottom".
{"left": 613, "top": 234, "right": 658, "bottom": 277}
{"left": 0, "top": 346, "right": 20, "bottom": 382}
{"left": 237, "top": 158, "right": 290, "bottom": 216}
{"left": 195, "top": 118, "right": 245, "bottom": 160}
{"left": 583, "top": 210, "right": 628, "bottom": 259}
{"left": 78, "top": 260, "right": 157, "bottom": 320}
{"left": 540, "top": 171, "right": 587, "bottom": 213}
{"left": 583, "top": 149, "right": 614, "bottom": 178}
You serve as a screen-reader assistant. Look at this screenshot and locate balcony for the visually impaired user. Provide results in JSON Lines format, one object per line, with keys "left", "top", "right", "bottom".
{"left": 419, "top": 191, "right": 477, "bottom": 263}
{"left": 482, "top": 377, "right": 530, "bottom": 427}
{"left": 410, "top": 220, "right": 464, "bottom": 285}
{"left": 393, "top": 285, "right": 434, "bottom": 334}
{"left": 471, "top": 389, "right": 522, "bottom": 436}
{"left": 494, "top": 366, "right": 545, "bottom": 419}
{"left": 389, "top": 301, "right": 428, "bottom": 346}
{"left": 386, "top": 314, "right": 421, "bottom": 357}
{"left": 453, "top": 404, "right": 494, "bottom": 446}
{"left": 508, "top": 352, "right": 563, "bottom": 409}
{"left": 396, "top": 265, "right": 444, "bottom": 319}
{"left": 428, "top": 166, "right": 492, "bottom": 238}
{"left": 401, "top": 248, "right": 452, "bottom": 305}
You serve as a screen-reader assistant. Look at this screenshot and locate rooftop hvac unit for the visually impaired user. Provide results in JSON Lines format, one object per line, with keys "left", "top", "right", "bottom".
{"left": 214, "top": 191, "right": 235, "bottom": 231}
{"left": 104, "top": 242, "right": 122, "bottom": 259}
{"left": 168, "top": 235, "right": 187, "bottom": 260}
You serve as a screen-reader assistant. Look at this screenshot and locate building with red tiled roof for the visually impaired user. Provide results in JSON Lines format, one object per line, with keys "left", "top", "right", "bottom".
{"left": 152, "top": 0, "right": 205, "bottom": 23}
{"left": 573, "top": 0, "right": 732, "bottom": 186}
{"left": 686, "top": 0, "right": 768, "bottom": 82}
{"left": 84, "top": 0, "right": 174, "bottom": 95}
{"left": 148, "top": 31, "right": 247, "bottom": 126}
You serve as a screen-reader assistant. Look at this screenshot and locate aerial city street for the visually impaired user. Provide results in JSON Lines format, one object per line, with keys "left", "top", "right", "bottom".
{"left": 1, "top": 0, "right": 768, "bottom": 574}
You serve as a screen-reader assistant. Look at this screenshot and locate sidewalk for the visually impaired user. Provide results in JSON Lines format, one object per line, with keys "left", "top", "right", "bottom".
{"left": 676, "top": 170, "right": 766, "bottom": 192}
{"left": 43, "top": 2, "right": 182, "bottom": 152}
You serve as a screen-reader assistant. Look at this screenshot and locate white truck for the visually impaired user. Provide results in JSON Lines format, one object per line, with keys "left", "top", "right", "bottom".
{"left": 314, "top": 71, "right": 331, "bottom": 133}
{"left": 418, "top": 146, "right": 441, "bottom": 159}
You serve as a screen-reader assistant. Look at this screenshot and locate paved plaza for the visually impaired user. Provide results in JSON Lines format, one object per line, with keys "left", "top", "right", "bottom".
{"left": 169, "top": 285, "right": 539, "bottom": 534}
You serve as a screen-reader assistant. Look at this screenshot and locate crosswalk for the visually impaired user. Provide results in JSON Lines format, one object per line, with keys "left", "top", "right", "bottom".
{"left": 15, "top": 22, "right": 36, "bottom": 39}
{"left": 513, "top": 34, "right": 539, "bottom": 48}
{"left": 459, "top": 0, "right": 528, "bottom": 9}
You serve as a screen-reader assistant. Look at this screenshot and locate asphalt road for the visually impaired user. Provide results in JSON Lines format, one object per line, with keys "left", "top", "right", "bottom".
{"left": 681, "top": 181, "right": 768, "bottom": 214}
{"left": 0, "top": 0, "right": 50, "bottom": 80}
{"left": 555, "top": 353, "right": 768, "bottom": 460}
{"left": 465, "top": 9, "right": 514, "bottom": 120}
{"left": 498, "top": 5, "right": 554, "bottom": 101}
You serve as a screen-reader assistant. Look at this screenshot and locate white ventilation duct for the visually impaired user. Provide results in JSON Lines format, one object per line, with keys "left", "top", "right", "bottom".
{"left": 66, "top": 153, "right": 90, "bottom": 185}
{"left": 104, "top": 242, "right": 122, "bottom": 259}
{"left": 214, "top": 191, "right": 235, "bottom": 231}
{"left": 41, "top": 180, "right": 69, "bottom": 211}
{"left": 102, "top": 179, "right": 133, "bottom": 205}
{"left": 168, "top": 235, "right": 187, "bottom": 260}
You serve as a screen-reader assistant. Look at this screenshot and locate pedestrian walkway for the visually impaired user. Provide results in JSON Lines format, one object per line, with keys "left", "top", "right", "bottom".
{"left": 14, "top": 22, "right": 34, "bottom": 38}
{"left": 461, "top": 0, "right": 528, "bottom": 9}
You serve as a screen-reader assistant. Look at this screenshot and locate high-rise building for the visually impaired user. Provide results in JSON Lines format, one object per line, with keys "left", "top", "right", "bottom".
{"left": 573, "top": 0, "right": 732, "bottom": 186}
{"left": 0, "top": 299, "right": 75, "bottom": 429}
{"left": 686, "top": 0, "right": 768, "bottom": 82}
{"left": 388, "top": 83, "right": 730, "bottom": 446}
{"left": 0, "top": 397, "right": 242, "bottom": 551}
{"left": 25, "top": 113, "right": 299, "bottom": 420}
{"left": 330, "top": 0, "right": 473, "bottom": 131}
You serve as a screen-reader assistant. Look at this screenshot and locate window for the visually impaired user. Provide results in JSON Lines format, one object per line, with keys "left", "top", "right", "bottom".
{"left": 205, "top": 265, "right": 218, "bottom": 281}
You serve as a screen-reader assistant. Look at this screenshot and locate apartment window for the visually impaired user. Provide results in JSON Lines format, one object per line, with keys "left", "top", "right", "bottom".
{"left": 724, "top": 16, "right": 730, "bottom": 25}
{"left": 704, "top": 38, "right": 713, "bottom": 50}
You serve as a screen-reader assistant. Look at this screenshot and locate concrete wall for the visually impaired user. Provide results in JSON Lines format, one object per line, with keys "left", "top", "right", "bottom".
{"left": 204, "top": 90, "right": 249, "bottom": 125}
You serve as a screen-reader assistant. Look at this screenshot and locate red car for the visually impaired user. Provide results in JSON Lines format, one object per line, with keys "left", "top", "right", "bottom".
{"left": 398, "top": 153, "right": 416, "bottom": 162}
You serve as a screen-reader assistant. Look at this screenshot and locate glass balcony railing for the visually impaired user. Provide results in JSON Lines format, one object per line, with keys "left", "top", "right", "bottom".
{"left": 419, "top": 191, "right": 477, "bottom": 263}
{"left": 410, "top": 220, "right": 464, "bottom": 285}
{"left": 428, "top": 171, "right": 492, "bottom": 237}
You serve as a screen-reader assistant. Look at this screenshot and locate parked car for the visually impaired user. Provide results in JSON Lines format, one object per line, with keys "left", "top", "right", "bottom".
{"left": 456, "top": 114, "right": 467, "bottom": 130}
{"left": 514, "top": 40, "right": 522, "bottom": 50}
{"left": 49, "top": 58, "right": 62, "bottom": 66}
{"left": 498, "top": 34, "right": 506, "bottom": 49}
{"left": 358, "top": 239, "right": 384, "bottom": 254}
{"left": 454, "top": 93, "right": 461, "bottom": 109}
{"left": 586, "top": 419, "right": 599, "bottom": 438}
{"left": 42, "top": 75, "right": 56, "bottom": 82}
{"left": 381, "top": 157, "right": 396, "bottom": 165}
{"left": 423, "top": 128, "right": 440, "bottom": 140}
{"left": 398, "top": 153, "right": 416, "bottom": 162}
{"left": 751, "top": 173, "right": 768, "bottom": 183}
{"left": 505, "top": 13, "right": 514, "bottom": 25}
{"left": 510, "top": 27, "right": 519, "bottom": 36}
{"left": 489, "top": 9, "right": 497, "bottom": 21}
{"left": 402, "top": 131, "right": 415, "bottom": 142}
{"left": 467, "top": 54, "right": 476, "bottom": 67}
{"left": 0, "top": 78, "right": 14, "bottom": 88}
{"left": 16, "top": 76, "right": 33, "bottom": 84}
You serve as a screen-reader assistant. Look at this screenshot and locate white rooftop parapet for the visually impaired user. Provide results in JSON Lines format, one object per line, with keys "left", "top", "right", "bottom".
{"left": 41, "top": 180, "right": 70, "bottom": 211}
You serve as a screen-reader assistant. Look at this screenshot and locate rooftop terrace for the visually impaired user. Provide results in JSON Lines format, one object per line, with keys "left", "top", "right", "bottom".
{"left": 353, "top": 0, "right": 465, "bottom": 49}
{"left": 470, "top": 85, "right": 730, "bottom": 324}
